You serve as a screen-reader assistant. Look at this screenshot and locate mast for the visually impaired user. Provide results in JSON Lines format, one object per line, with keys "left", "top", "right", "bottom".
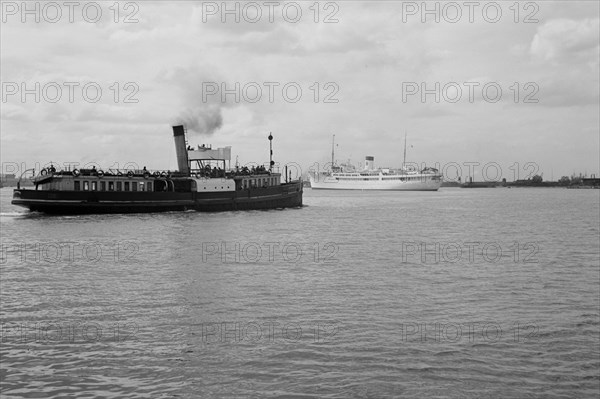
{"left": 402, "top": 131, "right": 407, "bottom": 169}
{"left": 268, "top": 133, "right": 273, "bottom": 172}
{"left": 331, "top": 134, "right": 335, "bottom": 169}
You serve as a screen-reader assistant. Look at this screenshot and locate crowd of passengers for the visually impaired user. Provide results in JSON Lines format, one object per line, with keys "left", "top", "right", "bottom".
{"left": 39, "top": 164, "right": 272, "bottom": 179}
{"left": 196, "top": 165, "right": 271, "bottom": 178}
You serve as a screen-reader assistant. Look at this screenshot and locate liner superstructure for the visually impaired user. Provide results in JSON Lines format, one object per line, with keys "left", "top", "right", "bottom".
{"left": 309, "top": 156, "right": 442, "bottom": 191}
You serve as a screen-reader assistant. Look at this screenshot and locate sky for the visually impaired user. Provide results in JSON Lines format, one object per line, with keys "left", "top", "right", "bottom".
{"left": 1, "top": 0, "right": 599, "bottom": 182}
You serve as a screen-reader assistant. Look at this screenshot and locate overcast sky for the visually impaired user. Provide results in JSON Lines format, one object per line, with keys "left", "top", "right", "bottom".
{"left": 1, "top": 1, "right": 598, "bottom": 181}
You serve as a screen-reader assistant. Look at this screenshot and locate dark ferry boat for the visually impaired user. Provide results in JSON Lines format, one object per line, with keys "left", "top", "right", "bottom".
{"left": 11, "top": 125, "right": 303, "bottom": 214}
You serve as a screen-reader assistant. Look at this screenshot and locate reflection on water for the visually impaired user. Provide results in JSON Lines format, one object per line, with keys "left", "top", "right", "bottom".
{"left": 1, "top": 187, "right": 599, "bottom": 397}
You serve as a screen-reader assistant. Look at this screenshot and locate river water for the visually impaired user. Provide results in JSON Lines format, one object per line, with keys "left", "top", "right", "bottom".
{"left": 1, "top": 187, "right": 598, "bottom": 398}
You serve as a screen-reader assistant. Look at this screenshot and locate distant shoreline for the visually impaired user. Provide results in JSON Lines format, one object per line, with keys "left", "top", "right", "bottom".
{"left": 441, "top": 180, "right": 599, "bottom": 189}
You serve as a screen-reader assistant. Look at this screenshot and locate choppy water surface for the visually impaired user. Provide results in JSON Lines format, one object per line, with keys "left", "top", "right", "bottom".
{"left": 1, "top": 187, "right": 599, "bottom": 398}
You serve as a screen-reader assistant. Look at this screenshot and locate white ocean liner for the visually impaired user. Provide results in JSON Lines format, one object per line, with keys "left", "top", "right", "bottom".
{"left": 308, "top": 135, "right": 442, "bottom": 191}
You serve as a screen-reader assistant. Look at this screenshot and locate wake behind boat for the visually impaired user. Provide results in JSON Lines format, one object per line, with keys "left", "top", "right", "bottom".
{"left": 11, "top": 125, "right": 303, "bottom": 214}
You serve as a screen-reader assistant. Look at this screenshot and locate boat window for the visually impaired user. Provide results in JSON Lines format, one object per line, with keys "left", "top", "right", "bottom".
{"left": 83, "top": 181, "right": 89, "bottom": 191}
{"left": 124, "top": 182, "right": 130, "bottom": 191}
{"left": 108, "top": 181, "right": 114, "bottom": 191}
{"left": 91, "top": 181, "right": 97, "bottom": 191}
{"left": 147, "top": 182, "right": 152, "bottom": 191}
{"left": 100, "top": 181, "right": 106, "bottom": 191}
{"left": 132, "top": 182, "right": 138, "bottom": 191}
{"left": 74, "top": 181, "right": 80, "bottom": 191}
{"left": 116, "top": 181, "right": 122, "bottom": 191}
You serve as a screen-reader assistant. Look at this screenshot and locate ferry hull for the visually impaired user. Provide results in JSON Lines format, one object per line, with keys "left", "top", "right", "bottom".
{"left": 11, "top": 183, "right": 303, "bottom": 214}
{"left": 193, "top": 184, "right": 303, "bottom": 212}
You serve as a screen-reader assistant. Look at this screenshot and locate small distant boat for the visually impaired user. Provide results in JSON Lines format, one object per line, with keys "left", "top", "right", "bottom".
{"left": 12, "top": 125, "right": 303, "bottom": 214}
{"left": 308, "top": 134, "right": 442, "bottom": 191}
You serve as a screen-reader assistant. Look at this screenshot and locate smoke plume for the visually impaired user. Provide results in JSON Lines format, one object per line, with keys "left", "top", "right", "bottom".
{"left": 175, "top": 105, "right": 223, "bottom": 136}
{"left": 167, "top": 66, "right": 230, "bottom": 137}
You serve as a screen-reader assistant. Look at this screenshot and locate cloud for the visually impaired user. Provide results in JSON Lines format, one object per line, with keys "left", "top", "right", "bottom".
{"left": 1, "top": 2, "right": 598, "bottom": 179}
{"left": 530, "top": 18, "right": 599, "bottom": 63}
{"left": 0, "top": 104, "right": 28, "bottom": 121}
{"left": 527, "top": 18, "right": 599, "bottom": 108}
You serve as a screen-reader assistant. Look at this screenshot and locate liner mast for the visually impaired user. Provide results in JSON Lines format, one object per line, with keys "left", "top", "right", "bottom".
{"left": 331, "top": 134, "right": 335, "bottom": 169}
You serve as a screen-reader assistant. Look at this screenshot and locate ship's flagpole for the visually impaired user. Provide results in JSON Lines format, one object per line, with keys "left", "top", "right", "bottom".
{"left": 403, "top": 131, "right": 407, "bottom": 169}
{"left": 331, "top": 134, "right": 335, "bottom": 170}
{"left": 268, "top": 132, "right": 273, "bottom": 172}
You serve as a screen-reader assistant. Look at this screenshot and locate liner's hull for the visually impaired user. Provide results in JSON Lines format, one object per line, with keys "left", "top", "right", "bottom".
{"left": 11, "top": 183, "right": 303, "bottom": 214}
{"left": 309, "top": 174, "right": 441, "bottom": 191}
